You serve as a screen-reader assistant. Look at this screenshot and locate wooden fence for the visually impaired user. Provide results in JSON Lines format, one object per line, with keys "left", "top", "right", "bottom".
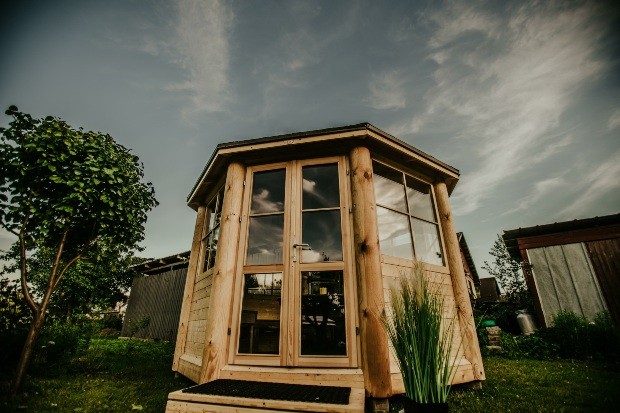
{"left": 121, "top": 268, "right": 187, "bottom": 341}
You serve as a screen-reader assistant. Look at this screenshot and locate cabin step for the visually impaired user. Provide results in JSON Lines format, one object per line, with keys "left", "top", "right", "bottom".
{"left": 166, "top": 379, "right": 365, "bottom": 413}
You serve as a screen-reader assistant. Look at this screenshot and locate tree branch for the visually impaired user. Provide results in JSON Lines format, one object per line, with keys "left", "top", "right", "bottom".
{"left": 18, "top": 218, "right": 38, "bottom": 314}
{"left": 52, "top": 235, "right": 96, "bottom": 291}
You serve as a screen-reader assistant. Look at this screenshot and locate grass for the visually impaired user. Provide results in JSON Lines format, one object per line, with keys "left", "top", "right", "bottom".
{"left": 0, "top": 338, "right": 192, "bottom": 412}
{"left": 2, "top": 339, "right": 619, "bottom": 412}
{"left": 449, "top": 356, "right": 620, "bottom": 412}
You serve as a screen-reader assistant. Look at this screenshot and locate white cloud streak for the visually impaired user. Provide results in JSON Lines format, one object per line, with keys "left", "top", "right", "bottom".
{"left": 416, "top": 1, "right": 607, "bottom": 215}
{"left": 366, "top": 70, "right": 407, "bottom": 110}
{"left": 559, "top": 150, "right": 620, "bottom": 218}
{"left": 608, "top": 108, "right": 620, "bottom": 130}
{"left": 171, "top": 0, "right": 234, "bottom": 114}
{"left": 503, "top": 176, "right": 566, "bottom": 215}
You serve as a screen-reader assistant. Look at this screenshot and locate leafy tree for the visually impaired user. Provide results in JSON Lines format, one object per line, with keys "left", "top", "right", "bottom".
{"left": 482, "top": 235, "right": 528, "bottom": 299}
{"left": 2, "top": 243, "right": 141, "bottom": 321}
{"left": 0, "top": 105, "right": 158, "bottom": 393}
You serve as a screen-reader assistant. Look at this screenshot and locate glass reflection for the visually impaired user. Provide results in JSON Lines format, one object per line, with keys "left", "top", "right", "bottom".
{"left": 246, "top": 215, "right": 284, "bottom": 265}
{"left": 411, "top": 218, "right": 443, "bottom": 266}
{"left": 301, "top": 271, "right": 346, "bottom": 356}
{"left": 238, "top": 273, "right": 282, "bottom": 355}
{"left": 251, "top": 169, "right": 285, "bottom": 214}
{"left": 301, "top": 210, "right": 343, "bottom": 262}
{"left": 406, "top": 176, "right": 435, "bottom": 222}
{"left": 302, "top": 164, "right": 340, "bottom": 209}
{"left": 376, "top": 206, "right": 413, "bottom": 260}
{"left": 373, "top": 162, "right": 407, "bottom": 212}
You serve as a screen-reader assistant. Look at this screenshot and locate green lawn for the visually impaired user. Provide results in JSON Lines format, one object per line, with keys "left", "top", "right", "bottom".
{"left": 0, "top": 338, "right": 192, "bottom": 412}
{"left": 2, "top": 338, "right": 619, "bottom": 412}
{"left": 450, "top": 357, "right": 620, "bottom": 412}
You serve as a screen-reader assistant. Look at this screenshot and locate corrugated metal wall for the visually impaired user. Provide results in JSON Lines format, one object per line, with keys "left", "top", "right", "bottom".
{"left": 121, "top": 268, "right": 187, "bottom": 341}
{"left": 527, "top": 243, "right": 607, "bottom": 326}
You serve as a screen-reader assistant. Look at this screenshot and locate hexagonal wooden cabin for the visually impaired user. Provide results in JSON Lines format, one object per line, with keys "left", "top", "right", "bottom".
{"left": 168, "top": 123, "right": 484, "bottom": 412}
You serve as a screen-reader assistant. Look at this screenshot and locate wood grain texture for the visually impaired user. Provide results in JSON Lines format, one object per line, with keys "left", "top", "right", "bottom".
{"left": 349, "top": 146, "right": 392, "bottom": 398}
{"left": 174, "top": 205, "right": 207, "bottom": 372}
{"left": 434, "top": 181, "right": 485, "bottom": 382}
{"left": 200, "top": 162, "right": 246, "bottom": 383}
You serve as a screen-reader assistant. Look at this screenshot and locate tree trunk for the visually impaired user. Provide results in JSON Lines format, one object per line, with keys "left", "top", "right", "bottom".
{"left": 10, "top": 309, "right": 47, "bottom": 395}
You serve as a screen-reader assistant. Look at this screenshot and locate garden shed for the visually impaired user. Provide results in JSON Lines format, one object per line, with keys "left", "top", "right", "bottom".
{"left": 167, "top": 123, "right": 485, "bottom": 412}
{"left": 121, "top": 252, "right": 189, "bottom": 341}
{"left": 503, "top": 213, "right": 620, "bottom": 328}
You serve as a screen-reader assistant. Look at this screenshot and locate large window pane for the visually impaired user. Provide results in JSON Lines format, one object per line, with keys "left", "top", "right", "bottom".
{"left": 238, "top": 273, "right": 282, "bottom": 355}
{"left": 301, "top": 210, "right": 343, "bottom": 262}
{"left": 406, "top": 176, "right": 436, "bottom": 222}
{"left": 373, "top": 162, "right": 407, "bottom": 213}
{"left": 251, "top": 169, "right": 286, "bottom": 214}
{"left": 302, "top": 164, "right": 340, "bottom": 209}
{"left": 411, "top": 218, "right": 443, "bottom": 266}
{"left": 301, "top": 271, "right": 346, "bottom": 356}
{"left": 376, "top": 206, "right": 413, "bottom": 260}
{"left": 246, "top": 215, "right": 284, "bottom": 265}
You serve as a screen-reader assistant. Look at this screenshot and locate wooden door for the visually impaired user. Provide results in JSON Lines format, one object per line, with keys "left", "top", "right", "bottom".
{"left": 229, "top": 157, "right": 357, "bottom": 368}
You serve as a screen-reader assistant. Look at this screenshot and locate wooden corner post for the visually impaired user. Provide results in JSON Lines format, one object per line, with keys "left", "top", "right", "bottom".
{"left": 200, "top": 161, "right": 246, "bottom": 383}
{"left": 349, "top": 146, "right": 392, "bottom": 398}
{"left": 173, "top": 205, "right": 207, "bottom": 371}
{"left": 434, "top": 180, "right": 485, "bottom": 381}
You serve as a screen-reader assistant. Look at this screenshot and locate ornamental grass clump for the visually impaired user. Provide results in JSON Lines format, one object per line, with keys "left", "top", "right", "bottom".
{"left": 384, "top": 263, "right": 459, "bottom": 405}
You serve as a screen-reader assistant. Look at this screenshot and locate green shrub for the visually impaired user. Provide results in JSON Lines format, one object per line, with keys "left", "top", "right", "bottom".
{"left": 33, "top": 320, "right": 84, "bottom": 369}
{"left": 0, "top": 278, "right": 31, "bottom": 373}
{"left": 489, "top": 310, "right": 619, "bottom": 361}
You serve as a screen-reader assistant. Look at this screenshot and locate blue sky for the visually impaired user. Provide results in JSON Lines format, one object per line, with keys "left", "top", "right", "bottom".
{"left": 1, "top": 0, "right": 618, "bottom": 278}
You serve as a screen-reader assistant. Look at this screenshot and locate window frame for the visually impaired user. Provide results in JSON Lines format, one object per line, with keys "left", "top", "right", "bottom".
{"left": 372, "top": 159, "right": 447, "bottom": 269}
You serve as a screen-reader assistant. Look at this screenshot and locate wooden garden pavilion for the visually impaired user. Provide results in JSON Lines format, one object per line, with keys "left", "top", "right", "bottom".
{"left": 166, "top": 123, "right": 484, "bottom": 412}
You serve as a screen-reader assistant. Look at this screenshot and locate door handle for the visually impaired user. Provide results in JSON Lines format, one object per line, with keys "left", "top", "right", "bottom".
{"left": 293, "top": 243, "right": 311, "bottom": 250}
{"left": 292, "top": 243, "right": 311, "bottom": 262}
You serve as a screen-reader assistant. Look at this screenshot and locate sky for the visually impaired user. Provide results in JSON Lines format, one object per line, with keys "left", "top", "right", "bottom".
{"left": 1, "top": 0, "right": 619, "bottom": 279}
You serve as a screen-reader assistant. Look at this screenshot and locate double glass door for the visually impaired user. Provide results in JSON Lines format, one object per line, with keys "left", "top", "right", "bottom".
{"left": 230, "top": 157, "right": 356, "bottom": 367}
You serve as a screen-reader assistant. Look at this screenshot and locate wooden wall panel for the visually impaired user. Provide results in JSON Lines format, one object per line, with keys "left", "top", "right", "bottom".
{"left": 527, "top": 244, "right": 607, "bottom": 326}
{"left": 122, "top": 268, "right": 187, "bottom": 341}
{"left": 586, "top": 238, "right": 620, "bottom": 327}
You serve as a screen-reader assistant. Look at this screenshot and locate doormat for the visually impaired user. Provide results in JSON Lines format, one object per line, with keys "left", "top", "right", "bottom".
{"left": 182, "top": 379, "right": 351, "bottom": 405}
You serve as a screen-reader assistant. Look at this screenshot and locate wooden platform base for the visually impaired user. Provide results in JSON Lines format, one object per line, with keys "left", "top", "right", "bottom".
{"left": 166, "top": 387, "right": 365, "bottom": 413}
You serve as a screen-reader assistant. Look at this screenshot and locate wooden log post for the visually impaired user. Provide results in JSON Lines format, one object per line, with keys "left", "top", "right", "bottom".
{"left": 173, "top": 205, "right": 207, "bottom": 371}
{"left": 434, "top": 180, "right": 485, "bottom": 381}
{"left": 200, "top": 161, "right": 246, "bottom": 383}
{"left": 349, "top": 146, "right": 392, "bottom": 398}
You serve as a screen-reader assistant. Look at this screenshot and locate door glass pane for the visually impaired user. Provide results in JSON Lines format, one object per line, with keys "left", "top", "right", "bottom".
{"left": 251, "top": 169, "right": 286, "bottom": 214}
{"left": 246, "top": 215, "right": 284, "bottom": 265}
{"left": 302, "top": 164, "right": 340, "bottom": 209}
{"left": 411, "top": 218, "right": 443, "bottom": 266}
{"left": 301, "top": 210, "right": 343, "bottom": 262}
{"left": 373, "top": 162, "right": 407, "bottom": 212}
{"left": 406, "top": 176, "right": 436, "bottom": 222}
{"left": 300, "top": 271, "right": 346, "bottom": 356}
{"left": 238, "top": 273, "right": 282, "bottom": 355}
{"left": 377, "top": 206, "right": 413, "bottom": 260}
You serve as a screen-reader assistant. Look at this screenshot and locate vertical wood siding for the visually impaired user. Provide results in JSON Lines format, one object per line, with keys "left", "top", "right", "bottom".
{"left": 585, "top": 238, "right": 620, "bottom": 327}
{"left": 122, "top": 268, "right": 188, "bottom": 341}
{"left": 527, "top": 243, "right": 607, "bottom": 326}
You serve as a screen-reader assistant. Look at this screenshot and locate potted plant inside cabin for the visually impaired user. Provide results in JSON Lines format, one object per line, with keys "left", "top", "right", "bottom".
{"left": 384, "top": 262, "right": 460, "bottom": 413}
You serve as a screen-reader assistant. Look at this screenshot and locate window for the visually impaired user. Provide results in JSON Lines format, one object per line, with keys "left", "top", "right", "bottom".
{"left": 373, "top": 161, "right": 444, "bottom": 266}
{"left": 202, "top": 185, "right": 225, "bottom": 272}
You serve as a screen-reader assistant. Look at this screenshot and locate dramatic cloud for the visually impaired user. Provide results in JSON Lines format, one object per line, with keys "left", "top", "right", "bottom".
{"left": 171, "top": 0, "right": 234, "bottom": 114}
{"left": 503, "top": 176, "right": 566, "bottom": 215}
{"left": 366, "top": 70, "right": 407, "bottom": 110}
{"left": 417, "top": 1, "right": 607, "bottom": 215}
{"left": 608, "top": 109, "right": 620, "bottom": 130}
{"left": 559, "top": 150, "right": 620, "bottom": 218}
